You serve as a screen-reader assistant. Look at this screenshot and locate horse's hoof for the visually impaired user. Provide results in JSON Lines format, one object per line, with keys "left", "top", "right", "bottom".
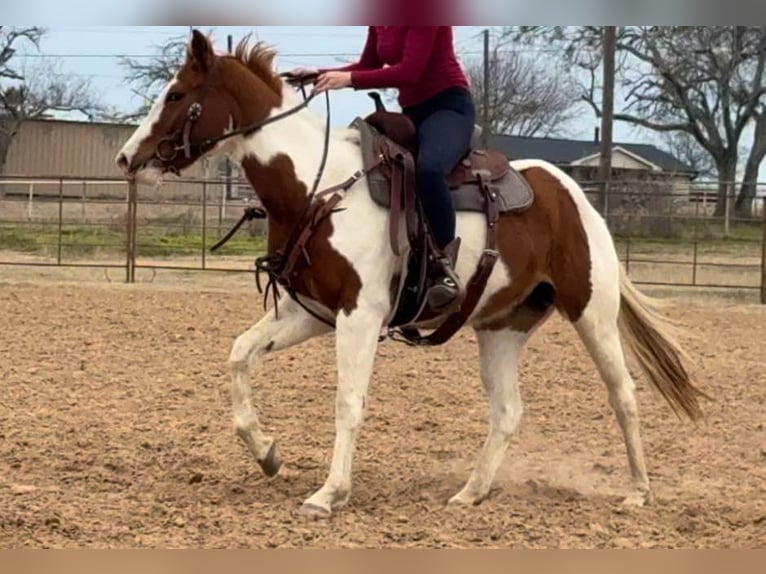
{"left": 622, "top": 491, "right": 651, "bottom": 507}
{"left": 258, "top": 441, "right": 282, "bottom": 478}
{"left": 448, "top": 494, "right": 469, "bottom": 506}
{"left": 276, "top": 465, "right": 299, "bottom": 481}
{"left": 297, "top": 502, "right": 332, "bottom": 519}
{"left": 448, "top": 494, "right": 481, "bottom": 507}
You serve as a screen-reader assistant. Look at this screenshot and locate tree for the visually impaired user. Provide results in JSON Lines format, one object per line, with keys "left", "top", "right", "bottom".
{"left": 513, "top": 26, "right": 766, "bottom": 217}
{"left": 0, "top": 26, "right": 102, "bottom": 172}
{"left": 739, "top": 110, "right": 766, "bottom": 215}
{"left": 465, "top": 36, "right": 581, "bottom": 137}
{"left": 660, "top": 132, "right": 717, "bottom": 180}
{"left": 114, "top": 35, "right": 187, "bottom": 122}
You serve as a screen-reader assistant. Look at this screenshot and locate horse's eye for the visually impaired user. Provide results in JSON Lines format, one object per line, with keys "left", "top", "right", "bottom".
{"left": 166, "top": 91, "right": 184, "bottom": 103}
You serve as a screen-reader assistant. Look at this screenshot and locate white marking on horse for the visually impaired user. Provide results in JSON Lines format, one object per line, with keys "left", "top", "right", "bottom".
{"left": 116, "top": 77, "right": 177, "bottom": 170}
{"left": 513, "top": 159, "right": 651, "bottom": 505}
{"left": 116, "top": 38, "right": 698, "bottom": 514}
{"left": 449, "top": 329, "right": 528, "bottom": 505}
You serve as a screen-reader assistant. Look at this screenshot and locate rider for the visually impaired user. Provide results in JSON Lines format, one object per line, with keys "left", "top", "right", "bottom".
{"left": 291, "top": 26, "right": 476, "bottom": 313}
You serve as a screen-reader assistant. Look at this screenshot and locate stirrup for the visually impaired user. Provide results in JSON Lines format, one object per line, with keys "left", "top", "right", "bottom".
{"left": 425, "top": 238, "right": 465, "bottom": 313}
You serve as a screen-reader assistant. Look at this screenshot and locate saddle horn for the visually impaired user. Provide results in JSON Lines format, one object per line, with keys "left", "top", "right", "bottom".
{"left": 368, "top": 92, "right": 386, "bottom": 112}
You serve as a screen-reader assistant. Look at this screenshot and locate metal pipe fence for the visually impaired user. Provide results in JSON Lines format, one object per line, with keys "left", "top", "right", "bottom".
{"left": 1, "top": 174, "right": 765, "bottom": 303}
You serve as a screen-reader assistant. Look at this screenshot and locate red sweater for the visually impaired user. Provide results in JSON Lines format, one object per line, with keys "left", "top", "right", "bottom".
{"left": 328, "top": 26, "right": 470, "bottom": 108}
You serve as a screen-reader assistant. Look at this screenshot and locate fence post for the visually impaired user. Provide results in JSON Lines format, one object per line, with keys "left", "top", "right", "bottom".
{"left": 219, "top": 183, "right": 226, "bottom": 231}
{"left": 724, "top": 182, "right": 732, "bottom": 239}
{"left": 81, "top": 181, "right": 87, "bottom": 222}
{"left": 57, "top": 179, "right": 64, "bottom": 265}
{"left": 125, "top": 183, "right": 131, "bottom": 283}
{"left": 201, "top": 180, "right": 207, "bottom": 270}
{"left": 126, "top": 182, "right": 137, "bottom": 283}
{"left": 692, "top": 241, "right": 699, "bottom": 287}
{"left": 761, "top": 197, "right": 766, "bottom": 304}
{"left": 27, "top": 183, "right": 35, "bottom": 221}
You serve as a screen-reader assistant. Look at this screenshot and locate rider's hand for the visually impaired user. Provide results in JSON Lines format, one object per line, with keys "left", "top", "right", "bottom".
{"left": 314, "top": 71, "right": 352, "bottom": 93}
{"left": 287, "top": 66, "right": 319, "bottom": 79}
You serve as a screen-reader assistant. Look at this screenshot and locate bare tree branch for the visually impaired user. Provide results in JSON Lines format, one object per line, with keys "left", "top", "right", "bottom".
{"left": 112, "top": 35, "right": 188, "bottom": 121}
{"left": 513, "top": 25, "right": 766, "bottom": 216}
{"left": 466, "top": 38, "right": 581, "bottom": 137}
{"left": 661, "top": 132, "right": 717, "bottom": 179}
{"left": 0, "top": 27, "right": 102, "bottom": 171}
{"left": 0, "top": 26, "right": 44, "bottom": 82}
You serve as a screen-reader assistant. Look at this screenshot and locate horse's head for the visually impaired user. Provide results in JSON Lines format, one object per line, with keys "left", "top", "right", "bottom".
{"left": 116, "top": 30, "right": 282, "bottom": 185}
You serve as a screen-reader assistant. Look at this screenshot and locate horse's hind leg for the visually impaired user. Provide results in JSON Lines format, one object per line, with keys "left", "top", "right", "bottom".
{"left": 228, "top": 298, "right": 331, "bottom": 476}
{"left": 449, "top": 328, "right": 528, "bottom": 506}
{"left": 573, "top": 294, "right": 651, "bottom": 506}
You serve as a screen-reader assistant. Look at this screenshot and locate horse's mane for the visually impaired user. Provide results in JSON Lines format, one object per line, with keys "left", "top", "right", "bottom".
{"left": 227, "top": 35, "right": 360, "bottom": 140}
{"left": 231, "top": 36, "right": 282, "bottom": 96}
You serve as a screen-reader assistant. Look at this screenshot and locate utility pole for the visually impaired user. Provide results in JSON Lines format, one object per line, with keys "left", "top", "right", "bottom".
{"left": 598, "top": 26, "right": 617, "bottom": 219}
{"left": 482, "top": 28, "right": 490, "bottom": 148}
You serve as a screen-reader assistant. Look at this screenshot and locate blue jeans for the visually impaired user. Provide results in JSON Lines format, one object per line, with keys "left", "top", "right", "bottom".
{"left": 403, "top": 87, "right": 477, "bottom": 250}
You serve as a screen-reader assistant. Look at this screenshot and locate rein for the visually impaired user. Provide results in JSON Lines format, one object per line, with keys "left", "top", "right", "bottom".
{"left": 154, "top": 70, "right": 321, "bottom": 168}
{"left": 208, "top": 73, "right": 371, "bottom": 328}
{"left": 250, "top": 84, "right": 336, "bottom": 327}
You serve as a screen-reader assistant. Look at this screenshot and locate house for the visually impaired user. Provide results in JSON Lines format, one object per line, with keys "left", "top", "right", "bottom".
{"left": 489, "top": 132, "right": 698, "bottom": 208}
{"left": 488, "top": 132, "right": 702, "bottom": 233}
{"left": 3, "top": 118, "right": 700, "bottom": 209}
{"left": 489, "top": 132, "right": 697, "bottom": 180}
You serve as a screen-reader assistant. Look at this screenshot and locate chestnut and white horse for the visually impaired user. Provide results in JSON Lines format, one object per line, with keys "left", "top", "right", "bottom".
{"left": 115, "top": 31, "right": 706, "bottom": 517}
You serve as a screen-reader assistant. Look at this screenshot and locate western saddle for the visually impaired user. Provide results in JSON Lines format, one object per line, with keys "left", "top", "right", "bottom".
{"left": 353, "top": 93, "right": 535, "bottom": 345}
{"left": 215, "top": 89, "right": 536, "bottom": 347}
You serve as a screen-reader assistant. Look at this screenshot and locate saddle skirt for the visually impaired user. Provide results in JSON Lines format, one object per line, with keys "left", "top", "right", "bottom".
{"left": 350, "top": 116, "right": 535, "bottom": 215}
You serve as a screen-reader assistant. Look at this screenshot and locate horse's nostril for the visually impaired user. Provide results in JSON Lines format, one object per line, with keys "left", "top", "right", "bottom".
{"left": 116, "top": 153, "right": 129, "bottom": 170}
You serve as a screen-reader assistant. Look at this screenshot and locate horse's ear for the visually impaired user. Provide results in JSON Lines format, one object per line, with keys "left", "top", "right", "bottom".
{"left": 189, "top": 29, "right": 214, "bottom": 71}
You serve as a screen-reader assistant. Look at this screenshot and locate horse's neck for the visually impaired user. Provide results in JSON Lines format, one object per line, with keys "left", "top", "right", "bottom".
{"left": 230, "top": 91, "right": 362, "bottom": 225}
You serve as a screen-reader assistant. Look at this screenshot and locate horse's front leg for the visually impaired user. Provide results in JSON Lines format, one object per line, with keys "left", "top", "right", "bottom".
{"left": 300, "top": 303, "right": 384, "bottom": 517}
{"left": 228, "top": 298, "right": 331, "bottom": 476}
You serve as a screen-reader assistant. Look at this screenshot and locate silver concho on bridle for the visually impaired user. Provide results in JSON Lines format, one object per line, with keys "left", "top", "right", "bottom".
{"left": 154, "top": 100, "right": 206, "bottom": 168}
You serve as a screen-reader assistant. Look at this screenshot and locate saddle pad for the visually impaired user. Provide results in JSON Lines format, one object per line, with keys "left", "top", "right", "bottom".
{"left": 351, "top": 117, "right": 535, "bottom": 215}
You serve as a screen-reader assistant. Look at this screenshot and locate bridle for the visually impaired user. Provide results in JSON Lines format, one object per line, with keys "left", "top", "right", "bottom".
{"left": 153, "top": 60, "right": 347, "bottom": 326}
{"left": 149, "top": 60, "right": 386, "bottom": 329}
{"left": 152, "top": 62, "right": 324, "bottom": 175}
{"left": 153, "top": 100, "right": 204, "bottom": 171}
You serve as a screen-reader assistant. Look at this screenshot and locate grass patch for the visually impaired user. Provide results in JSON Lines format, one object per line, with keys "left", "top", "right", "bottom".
{"left": 0, "top": 221, "right": 760, "bottom": 262}
{"left": 136, "top": 232, "right": 264, "bottom": 257}
{"left": 0, "top": 225, "right": 266, "bottom": 258}
{"left": 611, "top": 220, "right": 763, "bottom": 243}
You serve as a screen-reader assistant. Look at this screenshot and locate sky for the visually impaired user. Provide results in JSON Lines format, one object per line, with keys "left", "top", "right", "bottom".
{"left": 18, "top": 25, "right": 763, "bottom": 182}
{"left": 15, "top": 25, "right": 645, "bottom": 143}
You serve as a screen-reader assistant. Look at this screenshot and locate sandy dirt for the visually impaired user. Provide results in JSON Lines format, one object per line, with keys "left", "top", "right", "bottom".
{"left": 0, "top": 279, "right": 764, "bottom": 548}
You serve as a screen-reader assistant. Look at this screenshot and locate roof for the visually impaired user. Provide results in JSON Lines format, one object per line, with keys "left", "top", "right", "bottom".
{"left": 489, "top": 134, "right": 697, "bottom": 175}
{"left": 20, "top": 117, "right": 139, "bottom": 130}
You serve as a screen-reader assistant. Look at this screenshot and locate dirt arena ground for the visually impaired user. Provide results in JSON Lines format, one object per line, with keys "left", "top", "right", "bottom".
{"left": 0, "top": 274, "right": 764, "bottom": 548}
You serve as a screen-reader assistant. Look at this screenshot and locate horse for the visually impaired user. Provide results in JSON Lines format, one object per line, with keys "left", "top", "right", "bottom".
{"left": 115, "top": 30, "right": 707, "bottom": 518}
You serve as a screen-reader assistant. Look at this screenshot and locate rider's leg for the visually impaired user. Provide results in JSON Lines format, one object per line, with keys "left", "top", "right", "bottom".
{"left": 409, "top": 89, "right": 476, "bottom": 312}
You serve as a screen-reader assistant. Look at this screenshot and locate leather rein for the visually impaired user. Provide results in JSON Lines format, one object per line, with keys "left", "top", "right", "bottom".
{"left": 157, "top": 69, "right": 497, "bottom": 345}
{"left": 152, "top": 68, "right": 322, "bottom": 173}
{"left": 193, "top": 72, "right": 382, "bottom": 328}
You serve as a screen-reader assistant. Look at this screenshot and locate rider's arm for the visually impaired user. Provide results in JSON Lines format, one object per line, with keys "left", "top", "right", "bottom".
{"left": 349, "top": 27, "right": 438, "bottom": 89}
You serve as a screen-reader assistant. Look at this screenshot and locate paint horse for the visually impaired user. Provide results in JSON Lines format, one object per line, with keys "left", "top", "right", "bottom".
{"left": 116, "top": 31, "right": 706, "bottom": 518}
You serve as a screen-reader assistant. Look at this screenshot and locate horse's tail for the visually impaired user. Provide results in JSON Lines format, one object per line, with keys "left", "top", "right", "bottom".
{"left": 617, "top": 266, "right": 708, "bottom": 421}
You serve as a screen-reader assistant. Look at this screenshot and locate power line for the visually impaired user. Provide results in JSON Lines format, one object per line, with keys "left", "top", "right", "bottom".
{"left": 51, "top": 26, "right": 186, "bottom": 35}
{"left": 14, "top": 47, "right": 585, "bottom": 60}
{"left": 46, "top": 27, "right": 370, "bottom": 39}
